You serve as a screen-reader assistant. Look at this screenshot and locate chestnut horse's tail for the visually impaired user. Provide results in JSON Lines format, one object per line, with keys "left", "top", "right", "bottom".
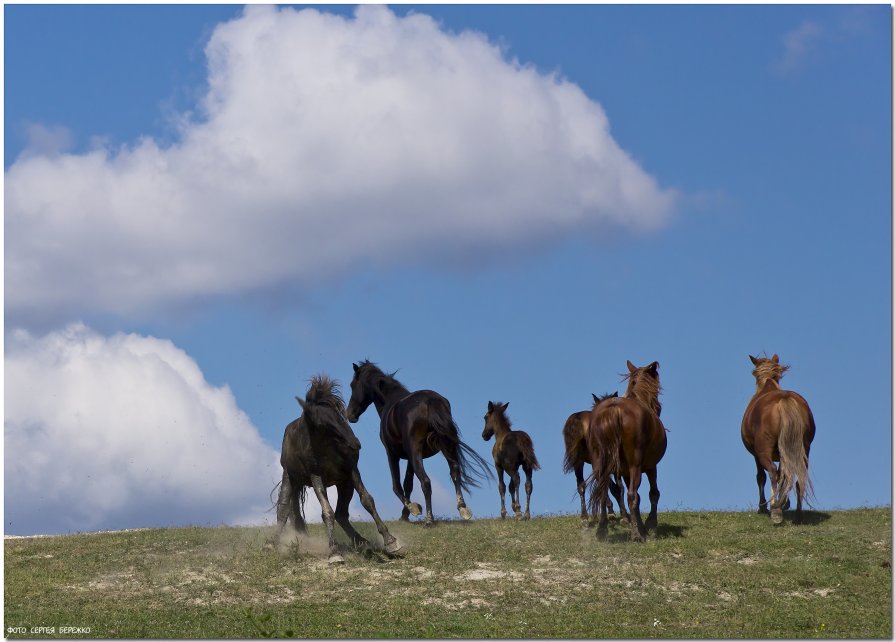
{"left": 776, "top": 396, "right": 814, "bottom": 507}
{"left": 586, "top": 405, "right": 623, "bottom": 517}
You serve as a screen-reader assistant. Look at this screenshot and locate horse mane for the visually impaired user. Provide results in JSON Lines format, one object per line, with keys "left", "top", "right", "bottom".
{"left": 489, "top": 402, "right": 512, "bottom": 431}
{"left": 752, "top": 358, "right": 790, "bottom": 392}
{"left": 355, "top": 359, "right": 410, "bottom": 396}
{"left": 622, "top": 370, "right": 662, "bottom": 417}
{"left": 303, "top": 375, "right": 360, "bottom": 451}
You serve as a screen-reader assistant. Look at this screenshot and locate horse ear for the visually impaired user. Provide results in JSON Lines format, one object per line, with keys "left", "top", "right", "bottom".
{"left": 352, "top": 362, "right": 359, "bottom": 373}
{"left": 610, "top": 391, "right": 618, "bottom": 398}
{"left": 592, "top": 393, "right": 599, "bottom": 404}
{"left": 487, "top": 401, "right": 494, "bottom": 412}
{"left": 295, "top": 396, "right": 307, "bottom": 411}
{"left": 648, "top": 361, "right": 659, "bottom": 374}
{"left": 502, "top": 402, "right": 509, "bottom": 411}
{"left": 626, "top": 360, "right": 636, "bottom": 373}
{"left": 749, "top": 355, "right": 759, "bottom": 365}
{"left": 771, "top": 354, "right": 779, "bottom": 363}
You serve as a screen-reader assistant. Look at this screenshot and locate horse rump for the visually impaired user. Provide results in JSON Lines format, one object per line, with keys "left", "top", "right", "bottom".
{"left": 428, "top": 403, "right": 494, "bottom": 491}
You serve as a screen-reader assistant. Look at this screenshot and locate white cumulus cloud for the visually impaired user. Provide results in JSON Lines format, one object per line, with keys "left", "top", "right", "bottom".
{"left": 4, "top": 324, "right": 285, "bottom": 535}
{"left": 6, "top": 5, "right": 675, "bottom": 325}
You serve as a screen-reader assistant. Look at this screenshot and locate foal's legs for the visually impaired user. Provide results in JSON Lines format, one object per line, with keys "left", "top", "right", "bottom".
{"left": 509, "top": 468, "right": 522, "bottom": 518}
{"left": 522, "top": 465, "right": 533, "bottom": 520}
{"left": 443, "top": 446, "right": 473, "bottom": 521}
{"left": 387, "top": 451, "right": 422, "bottom": 518}
{"left": 399, "top": 464, "right": 415, "bottom": 522}
{"left": 644, "top": 466, "right": 660, "bottom": 531}
{"left": 309, "top": 475, "right": 343, "bottom": 563}
{"left": 351, "top": 469, "right": 403, "bottom": 557}
{"left": 496, "top": 465, "right": 508, "bottom": 519}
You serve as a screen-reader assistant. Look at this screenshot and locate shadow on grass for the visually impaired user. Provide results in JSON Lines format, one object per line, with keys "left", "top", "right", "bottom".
{"left": 788, "top": 510, "right": 832, "bottom": 526}
{"left": 591, "top": 521, "right": 687, "bottom": 543}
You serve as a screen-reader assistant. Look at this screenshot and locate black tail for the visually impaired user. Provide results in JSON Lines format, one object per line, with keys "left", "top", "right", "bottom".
{"left": 429, "top": 404, "right": 494, "bottom": 491}
{"left": 271, "top": 473, "right": 306, "bottom": 524}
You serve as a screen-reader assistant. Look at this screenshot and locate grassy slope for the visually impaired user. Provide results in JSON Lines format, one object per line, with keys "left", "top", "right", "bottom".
{"left": 4, "top": 509, "right": 892, "bottom": 638}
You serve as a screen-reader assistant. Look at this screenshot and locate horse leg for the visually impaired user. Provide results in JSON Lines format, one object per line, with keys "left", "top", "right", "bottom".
{"left": 754, "top": 459, "right": 769, "bottom": 514}
{"left": 410, "top": 453, "right": 436, "bottom": 527}
{"left": 627, "top": 467, "right": 646, "bottom": 542}
{"left": 334, "top": 481, "right": 370, "bottom": 552}
{"left": 760, "top": 455, "right": 784, "bottom": 525}
{"left": 309, "top": 475, "right": 343, "bottom": 563}
{"left": 443, "top": 446, "right": 473, "bottom": 521}
{"left": 497, "top": 466, "right": 508, "bottom": 519}
{"left": 400, "top": 464, "right": 415, "bottom": 522}
{"left": 351, "top": 469, "right": 404, "bottom": 557}
{"left": 508, "top": 473, "right": 519, "bottom": 518}
{"left": 387, "top": 451, "right": 422, "bottom": 517}
{"left": 609, "top": 475, "right": 627, "bottom": 521}
{"left": 644, "top": 467, "right": 660, "bottom": 531}
{"left": 574, "top": 463, "right": 590, "bottom": 526}
{"left": 523, "top": 465, "right": 533, "bottom": 520}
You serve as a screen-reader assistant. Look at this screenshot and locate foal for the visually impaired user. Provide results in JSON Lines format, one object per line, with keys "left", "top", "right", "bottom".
{"left": 482, "top": 401, "right": 540, "bottom": 520}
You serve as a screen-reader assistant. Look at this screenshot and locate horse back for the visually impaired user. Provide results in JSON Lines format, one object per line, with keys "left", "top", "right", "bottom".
{"left": 590, "top": 397, "right": 666, "bottom": 469}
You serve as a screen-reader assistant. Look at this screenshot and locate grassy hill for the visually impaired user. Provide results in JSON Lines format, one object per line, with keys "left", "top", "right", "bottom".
{"left": 5, "top": 508, "right": 891, "bottom": 638}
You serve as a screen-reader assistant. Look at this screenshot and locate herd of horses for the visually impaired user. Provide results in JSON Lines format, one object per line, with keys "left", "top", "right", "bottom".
{"left": 273, "top": 354, "right": 816, "bottom": 561}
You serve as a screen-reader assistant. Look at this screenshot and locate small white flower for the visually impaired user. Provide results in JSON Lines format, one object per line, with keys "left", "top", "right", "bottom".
{"left": 653, "top": 619, "right": 661, "bottom": 627}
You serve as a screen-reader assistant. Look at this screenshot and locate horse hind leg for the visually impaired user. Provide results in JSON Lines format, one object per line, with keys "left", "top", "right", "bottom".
{"left": 626, "top": 467, "right": 647, "bottom": 542}
{"left": 387, "top": 451, "right": 422, "bottom": 518}
{"left": 497, "top": 466, "right": 508, "bottom": 519}
{"left": 410, "top": 452, "right": 436, "bottom": 526}
{"left": 444, "top": 447, "right": 472, "bottom": 521}
{"left": 574, "top": 464, "right": 589, "bottom": 527}
{"left": 754, "top": 459, "right": 769, "bottom": 514}
{"left": 400, "top": 464, "right": 415, "bottom": 522}
{"left": 609, "top": 475, "right": 627, "bottom": 521}
{"left": 523, "top": 465, "right": 533, "bottom": 520}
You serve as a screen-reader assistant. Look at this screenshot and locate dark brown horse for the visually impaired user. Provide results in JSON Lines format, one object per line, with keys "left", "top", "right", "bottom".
{"left": 562, "top": 392, "right": 627, "bottom": 526}
{"left": 741, "top": 354, "right": 815, "bottom": 525}
{"left": 345, "top": 361, "right": 492, "bottom": 526}
{"left": 587, "top": 361, "right": 667, "bottom": 542}
{"left": 274, "top": 375, "right": 403, "bottom": 562}
{"left": 482, "top": 401, "right": 540, "bottom": 520}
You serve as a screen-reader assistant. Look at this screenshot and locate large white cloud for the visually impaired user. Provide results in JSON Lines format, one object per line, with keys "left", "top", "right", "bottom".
{"left": 6, "top": 5, "right": 675, "bottom": 323}
{"left": 4, "top": 324, "right": 286, "bottom": 535}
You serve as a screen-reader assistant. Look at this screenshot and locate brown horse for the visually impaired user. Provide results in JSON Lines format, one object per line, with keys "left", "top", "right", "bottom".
{"left": 274, "top": 375, "right": 403, "bottom": 562}
{"left": 562, "top": 392, "right": 627, "bottom": 526}
{"left": 345, "top": 361, "right": 492, "bottom": 526}
{"left": 741, "top": 354, "right": 815, "bottom": 525}
{"left": 587, "top": 360, "right": 667, "bottom": 542}
{"left": 482, "top": 401, "right": 541, "bottom": 520}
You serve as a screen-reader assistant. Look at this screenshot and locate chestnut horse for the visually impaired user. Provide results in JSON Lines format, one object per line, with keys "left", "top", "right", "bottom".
{"left": 741, "top": 354, "right": 815, "bottom": 524}
{"left": 562, "top": 392, "right": 627, "bottom": 526}
{"left": 587, "top": 361, "right": 667, "bottom": 542}
{"left": 346, "top": 361, "right": 492, "bottom": 526}
{"left": 482, "top": 401, "right": 540, "bottom": 520}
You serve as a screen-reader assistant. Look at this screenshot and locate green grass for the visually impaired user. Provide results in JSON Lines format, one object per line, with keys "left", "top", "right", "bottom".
{"left": 5, "top": 508, "right": 892, "bottom": 638}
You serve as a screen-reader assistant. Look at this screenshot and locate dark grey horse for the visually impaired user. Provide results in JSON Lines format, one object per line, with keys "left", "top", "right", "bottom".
{"left": 274, "top": 375, "right": 403, "bottom": 562}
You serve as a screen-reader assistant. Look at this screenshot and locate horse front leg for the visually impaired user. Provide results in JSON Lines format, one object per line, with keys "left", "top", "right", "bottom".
{"left": 387, "top": 451, "right": 422, "bottom": 518}
{"left": 400, "top": 464, "right": 415, "bottom": 522}
{"left": 410, "top": 452, "right": 436, "bottom": 526}
{"left": 509, "top": 469, "right": 523, "bottom": 519}
{"left": 574, "top": 463, "right": 590, "bottom": 526}
{"left": 334, "top": 481, "right": 370, "bottom": 552}
{"left": 497, "top": 465, "right": 508, "bottom": 519}
{"left": 627, "top": 467, "right": 646, "bottom": 542}
{"left": 644, "top": 466, "right": 660, "bottom": 531}
{"left": 309, "top": 475, "right": 343, "bottom": 564}
{"left": 351, "top": 469, "right": 404, "bottom": 557}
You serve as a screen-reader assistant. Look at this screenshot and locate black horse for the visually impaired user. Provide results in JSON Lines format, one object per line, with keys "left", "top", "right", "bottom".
{"left": 345, "top": 360, "right": 492, "bottom": 526}
{"left": 274, "top": 375, "right": 403, "bottom": 562}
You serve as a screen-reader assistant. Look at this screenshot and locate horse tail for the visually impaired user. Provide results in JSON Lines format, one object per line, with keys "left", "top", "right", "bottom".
{"left": 271, "top": 472, "right": 306, "bottom": 524}
{"left": 517, "top": 432, "right": 541, "bottom": 472}
{"left": 428, "top": 403, "right": 494, "bottom": 491}
{"left": 587, "top": 405, "right": 623, "bottom": 517}
{"left": 776, "top": 396, "right": 814, "bottom": 506}
{"left": 562, "top": 414, "right": 584, "bottom": 474}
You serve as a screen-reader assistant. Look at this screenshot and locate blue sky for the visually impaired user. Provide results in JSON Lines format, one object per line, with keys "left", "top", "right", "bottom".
{"left": 4, "top": 4, "right": 891, "bottom": 535}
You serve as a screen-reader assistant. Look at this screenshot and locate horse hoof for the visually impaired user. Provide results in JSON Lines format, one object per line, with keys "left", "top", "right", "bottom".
{"left": 384, "top": 540, "right": 406, "bottom": 558}
{"left": 645, "top": 519, "right": 657, "bottom": 531}
{"left": 596, "top": 527, "right": 608, "bottom": 541}
{"left": 630, "top": 532, "right": 645, "bottom": 543}
{"left": 424, "top": 519, "right": 436, "bottom": 528}
{"left": 770, "top": 508, "right": 784, "bottom": 525}
{"left": 399, "top": 515, "right": 410, "bottom": 523}
{"left": 501, "top": 512, "right": 508, "bottom": 520}
{"left": 523, "top": 513, "right": 531, "bottom": 521}
{"left": 580, "top": 519, "right": 591, "bottom": 529}
{"left": 328, "top": 554, "right": 345, "bottom": 565}
{"left": 459, "top": 506, "right": 472, "bottom": 520}
{"left": 409, "top": 503, "right": 423, "bottom": 517}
